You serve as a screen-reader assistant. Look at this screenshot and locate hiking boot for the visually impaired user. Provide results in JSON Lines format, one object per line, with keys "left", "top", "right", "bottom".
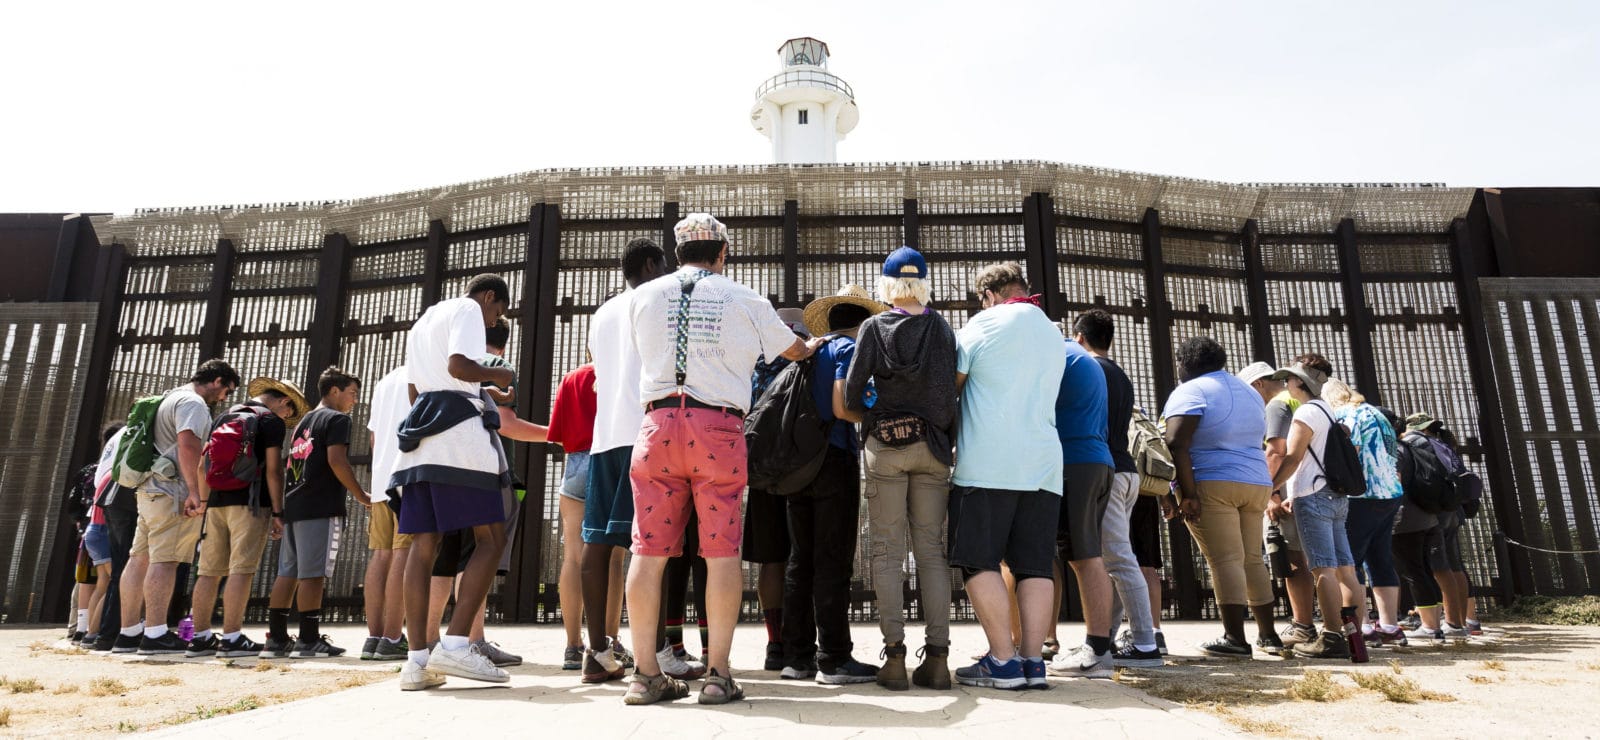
{"left": 954, "top": 654, "right": 1026, "bottom": 690}
{"left": 184, "top": 633, "right": 219, "bottom": 658}
{"left": 260, "top": 635, "right": 293, "bottom": 659}
{"left": 137, "top": 631, "right": 187, "bottom": 656}
{"left": 1255, "top": 633, "right": 1286, "bottom": 657}
{"left": 563, "top": 644, "right": 584, "bottom": 670}
{"left": 292, "top": 635, "right": 347, "bottom": 659}
{"left": 1048, "top": 644, "right": 1114, "bottom": 678}
{"left": 430, "top": 643, "right": 509, "bottom": 683}
{"left": 1198, "top": 636, "right": 1252, "bottom": 659}
{"left": 1022, "top": 657, "right": 1050, "bottom": 689}
{"left": 817, "top": 657, "right": 878, "bottom": 685}
{"left": 218, "top": 634, "right": 264, "bottom": 658}
{"left": 1279, "top": 622, "right": 1317, "bottom": 650}
{"left": 877, "top": 643, "right": 909, "bottom": 691}
{"left": 623, "top": 670, "right": 690, "bottom": 706}
{"left": 372, "top": 637, "right": 409, "bottom": 661}
{"left": 1114, "top": 643, "right": 1164, "bottom": 668}
{"left": 764, "top": 641, "right": 785, "bottom": 671}
{"left": 360, "top": 636, "right": 381, "bottom": 660}
{"left": 400, "top": 659, "right": 446, "bottom": 691}
{"left": 779, "top": 658, "right": 817, "bottom": 680}
{"left": 913, "top": 645, "right": 951, "bottom": 689}
{"left": 475, "top": 640, "right": 521, "bottom": 667}
{"left": 1294, "top": 630, "right": 1351, "bottom": 659}
{"left": 656, "top": 646, "right": 706, "bottom": 680}
{"left": 609, "top": 636, "right": 634, "bottom": 668}
{"left": 109, "top": 633, "right": 140, "bottom": 654}
{"left": 582, "top": 640, "right": 625, "bottom": 683}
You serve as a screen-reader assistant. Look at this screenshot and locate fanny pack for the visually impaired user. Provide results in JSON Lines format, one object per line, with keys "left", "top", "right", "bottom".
{"left": 870, "top": 414, "right": 928, "bottom": 447}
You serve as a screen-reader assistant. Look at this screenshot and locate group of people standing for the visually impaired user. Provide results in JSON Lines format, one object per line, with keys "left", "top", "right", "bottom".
{"left": 60, "top": 210, "right": 1486, "bottom": 707}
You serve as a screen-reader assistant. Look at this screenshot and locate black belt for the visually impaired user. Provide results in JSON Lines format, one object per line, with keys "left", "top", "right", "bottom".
{"left": 646, "top": 395, "right": 745, "bottom": 419}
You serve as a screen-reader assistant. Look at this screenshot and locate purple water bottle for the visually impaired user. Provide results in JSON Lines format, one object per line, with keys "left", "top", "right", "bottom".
{"left": 179, "top": 614, "right": 194, "bottom": 642}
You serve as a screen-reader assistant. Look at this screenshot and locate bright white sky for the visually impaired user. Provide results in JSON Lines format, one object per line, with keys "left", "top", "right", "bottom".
{"left": 2, "top": 1, "right": 1595, "bottom": 214}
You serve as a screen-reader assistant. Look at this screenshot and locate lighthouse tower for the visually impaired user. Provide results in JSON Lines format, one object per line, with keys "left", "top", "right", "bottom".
{"left": 750, "top": 38, "right": 859, "bottom": 164}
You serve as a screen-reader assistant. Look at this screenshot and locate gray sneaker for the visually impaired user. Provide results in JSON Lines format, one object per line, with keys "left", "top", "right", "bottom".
{"left": 563, "top": 645, "right": 584, "bottom": 671}
{"left": 373, "top": 638, "right": 409, "bottom": 661}
{"left": 475, "top": 640, "right": 522, "bottom": 667}
{"left": 360, "top": 636, "right": 381, "bottom": 660}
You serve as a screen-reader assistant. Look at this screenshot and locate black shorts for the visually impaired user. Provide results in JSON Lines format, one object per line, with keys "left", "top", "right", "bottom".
{"left": 1058, "top": 464, "right": 1112, "bottom": 562}
{"left": 948, "top": 486, "right": 1060, "bottom": 580}
{"left": 741, "top": 487, "right": 790, "bottom": 564}
{"left": 431, "top": 530, "right": 474, "bottom": 578}
{"left": 1130, "top": 495, "right": 1164, "bottom": 569}
{"left": 1437, "top": 512, "right": 1466, "bottom": 572}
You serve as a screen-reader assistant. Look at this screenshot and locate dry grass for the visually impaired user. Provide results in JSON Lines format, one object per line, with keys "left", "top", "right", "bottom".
{"left": 1468, "top": 674, "right": 1500, "bottom": 684}
{"left": 52, "top": 683, "right": 78, "bottom": 695}
{"left": 1389, "top": 659, "right": 1404, "bottom": 674}
{"left": 1114, "top": 671, "right": 1277, "bottom": 706}
{"left": 1214, "top": 705, "right": 1292, "bottom": 735}
{"left": 8, "top": 679, "right": 43, "bottom": 695}
{"left": 87, "top": 677, "right": 127, "bottom": 697}
{"left": 1350, "top": 672, "right": 1456, "bottom": 703}
{"left": 1286, "top": 669, "right": 1350, "bottom": 702}
{"left": 0, "top": 707, "right": 11, "bottom": 727}
{"left": 335, "top": 674, "right": 385, "bottom": 689}
{"left": 1581, "top": 661, "right": 1600, "bottom": 671}
{"left": 1481, "top": 659, "right": 1507, "bottom": 671}
{"left": 160, "top": 695, "right": 262, "bottom": 726}
{"left": 145, "top": 676, "right": 182, "bottom": 687}
{"left": 253, "top": 662, "right": 276, "bottom": 673}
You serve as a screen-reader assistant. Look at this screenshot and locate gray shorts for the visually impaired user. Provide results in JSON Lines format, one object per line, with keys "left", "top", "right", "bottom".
{"left": 278, "top": 517, "right": 341, "bottom": 579}
{"left": 559, "top": 451, "right": 592, "bottom": 501}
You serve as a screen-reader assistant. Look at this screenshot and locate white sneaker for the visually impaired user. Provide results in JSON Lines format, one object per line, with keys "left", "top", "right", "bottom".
{"left": 400, "top": 659, "right": 446, "bottom": 691}
{"left": 1403, "top": 627, "right": 1446, "bottom": 645}
{"left": 656, "top": 646, "right": 706, "bottom": 680}
{"left": 429, "top": 643, "right": 510, "bottom": 683}
{"left": 1047, "top": 644, "right": 1114, "bottom": 679}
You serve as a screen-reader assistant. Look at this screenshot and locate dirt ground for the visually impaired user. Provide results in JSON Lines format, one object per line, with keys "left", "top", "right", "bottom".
{"left": 0, "top": 629, "right": 391, "bottom": 737}
{"left": 1116, "top": 623, "right": 1600, "bottom": 738}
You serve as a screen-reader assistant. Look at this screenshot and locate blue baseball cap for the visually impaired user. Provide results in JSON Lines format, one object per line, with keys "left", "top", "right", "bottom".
{"left": 882, "top": 246, "right": 927, "bottom": 279}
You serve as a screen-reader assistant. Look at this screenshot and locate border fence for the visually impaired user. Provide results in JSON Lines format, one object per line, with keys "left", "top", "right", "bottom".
{"left": 9, "top": 160, "right": 1590, "bottom": 624}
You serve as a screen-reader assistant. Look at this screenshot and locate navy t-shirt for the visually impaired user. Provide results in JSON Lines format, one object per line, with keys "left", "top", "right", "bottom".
{"left": 1055, "top": 339, "right": 1114, "bottom": 467}
{"left": 810, "top": 335, "right": 857, "bottom": 452}
{"left": 284, "top": 407, "right": 353, "bottom": 522}
{"left": 1095, "top": 356, "right": 1137, "bottom": 474}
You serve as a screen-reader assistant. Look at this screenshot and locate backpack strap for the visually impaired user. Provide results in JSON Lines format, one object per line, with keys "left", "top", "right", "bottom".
{"left": 1303, "top": 401, "right": 1335, "bottom": 488}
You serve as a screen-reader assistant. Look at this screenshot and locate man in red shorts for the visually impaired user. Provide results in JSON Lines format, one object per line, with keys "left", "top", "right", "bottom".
{"left": 620, "top": 213, "right": 822, "bottom": 706}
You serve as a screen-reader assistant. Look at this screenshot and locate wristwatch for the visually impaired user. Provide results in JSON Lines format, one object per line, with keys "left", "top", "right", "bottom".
{"left": 272, "top": 511, "right": 283, "bottom": 519}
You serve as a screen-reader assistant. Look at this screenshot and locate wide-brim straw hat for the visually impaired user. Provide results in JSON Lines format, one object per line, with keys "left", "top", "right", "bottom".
{"left": 802, "top": 285, "right": 888, "bottom": 337}
{"left": 246, "top": 376, "right": 310, "bottom": 428}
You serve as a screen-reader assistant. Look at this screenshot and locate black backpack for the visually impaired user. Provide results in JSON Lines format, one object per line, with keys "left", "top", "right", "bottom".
{"left": 744, "top": 355, "right": 830, "bottom": 496}
{"left": 1398, "top": 432, "right": 1459, "bottom": 514}
{"left": 64, "top": 463, "right": 98, "bottom": 530}
{"left": 1305, "top": 403, "right": 1367, "bottom": 497}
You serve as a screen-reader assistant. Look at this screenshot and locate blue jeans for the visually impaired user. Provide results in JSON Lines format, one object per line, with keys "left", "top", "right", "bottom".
{"left": 1294, "top": 492, "right": 1354, "bottom": 570}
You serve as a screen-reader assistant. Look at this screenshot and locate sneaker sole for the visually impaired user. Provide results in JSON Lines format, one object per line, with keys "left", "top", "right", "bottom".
{"left": 184, "top": 650, "right": 217, "bottom": 658}
{"left": 779, "top": 671, "right": 816, "bottom": 680}
{"left": 1046, "top": 667, "right": 1115, "bottom": 679}
{"left": 371, "top": 653, "right": 408, "bottom": 661}
{"left": 664, "top": 667, "right": 707, "bottom": 680}
{"left": 1113, "top": 658, "right": 1165, "bottom": 669}
{"left": 258, "top": 652, "right": 293, "bottom": 659}
{"left": 955, "top": 676, "right": 1027, "bottom": 690}
{"left": 562, "top": 662, "right": 582, "bottom": 671}
{"left": 581, "top": 670, "right": 624, "bottom": 684}
{"left": 434, "top": 666, "right": 509, "bottom": 683}
{"left": 219, "top": 650, "right": 261, "bottom": 658}
{"left": 400, "top": 678, "right": 447, "bottom": 691}
{"left": 292, "top": 653, "right": 340, "bottom": 659}
{"left": 816, "top": 674, "right": 877, "bottom": 685}
{"left": 1025, "top": 679, "right": 1050, "bottom": 690}
{"left": 137, "top": 649, "right": 186, "bottom": 656}
{"left": 1199, "top": 649, "right": 1252, "bottom": 659}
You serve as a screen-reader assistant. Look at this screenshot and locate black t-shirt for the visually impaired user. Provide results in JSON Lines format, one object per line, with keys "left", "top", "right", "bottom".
{"left": 1096, "top": 356, "right": 1138, "bottom": 474}
{"left": 209, "top": 401, "right": 287, "bottom": 508}
{"left": 283, "top": 406, "right": 353, "bottom": 522}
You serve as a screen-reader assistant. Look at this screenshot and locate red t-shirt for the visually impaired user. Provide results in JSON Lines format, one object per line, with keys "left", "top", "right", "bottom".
{"left": 547, "top": 364, "right": 598, "bottom": 454}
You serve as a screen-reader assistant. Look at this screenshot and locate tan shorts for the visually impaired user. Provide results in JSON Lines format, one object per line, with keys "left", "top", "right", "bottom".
{"left": 368, "top": 502, "right": 412, "bottom": 550}
{"left": 130, "top": 490, "right": 203, "bottom": 564}
{"left": 197, "top": 506, "right": 272, "bottom": 577}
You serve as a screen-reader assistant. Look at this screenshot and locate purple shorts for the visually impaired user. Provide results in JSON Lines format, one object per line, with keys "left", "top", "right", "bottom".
{"left": 398, "top": 481, "right": 506, "bottom": 535}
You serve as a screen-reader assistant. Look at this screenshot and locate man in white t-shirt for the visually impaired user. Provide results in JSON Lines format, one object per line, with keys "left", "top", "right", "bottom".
{"left": 113, "top": 359, "right": 239, "bottom": 656}
{"left": 361, "top": 365, "right": 412, "bottom": 660}
{"left": 1268, "top": 362, "right": 1358, "bottom": 659}
{"left": 620, "top": 213, "right": 822, "bottom": 706}
{"left": 390, "top": 275, "right": 517, "bottom": 690}
{"left": 578, "top": 238, "right": 667, "bottom": 684}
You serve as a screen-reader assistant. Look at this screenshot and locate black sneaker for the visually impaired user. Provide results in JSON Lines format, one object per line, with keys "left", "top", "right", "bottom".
{"left": 259, "top": 635, "right": 294, "bottom": 659}
{"left": 185, "top": 633, "right": 219, "bottom": 658}
{"left": 292, "top": 635, "right": 347, "bottom": 659}
{"left": 1198, "top": 636, "right": 1252, "bottom": 659}
{"left": 137, "top": 631, "right": 187, "bottom": 655}
{"left": 1113, "top": 643, "right": 1164, "bottom": 668}
{"left": 70, "top": 629, "right": 86, "bottom": 644}
{"left": 94, "top": 634, "right": 121, "bottom": 653}
{"left": 764, "top": 641, "right": 784, "bottom": 671}
{"left": 218, "top": 634, "right": 263, "bottom": 658}
{"left": 780, "top": 659, "right": 818, "bottom": 680}
{"left": 1255, "top": 633, "right": 1285, "bottom": 656}
{"left": 1155, "top": 632, "right": 1168, "bottom": 656}
{"left": 78, "top": 633, "right": 99, "bottom": 650}
{"left": 817, "top": 657, "right": 879, "bottom": 685}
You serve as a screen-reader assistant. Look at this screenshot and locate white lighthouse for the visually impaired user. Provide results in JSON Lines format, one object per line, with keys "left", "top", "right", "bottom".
{"left": 750, "top": 37, "right": 859, "bottom": 164}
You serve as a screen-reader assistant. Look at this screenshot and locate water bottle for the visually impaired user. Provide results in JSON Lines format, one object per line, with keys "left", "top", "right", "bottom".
{"left": 178, "top": 614, "right": 195, "bottom": 642}
{"left": 1265, "top": 522, "right": 1291, "bottom": 579}
{"left": 1341, "top": 608, "right": 1369, "bottom": 663}
{"left": 862, "top": 381, "right": 877, "bottom": 409}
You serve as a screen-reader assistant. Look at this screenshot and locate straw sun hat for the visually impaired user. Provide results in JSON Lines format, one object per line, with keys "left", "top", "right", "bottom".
{"left": 802, "top": 285, "right": 888, "bottom": 337}
{"left": 246, "top": 376, "right": 310, "bottom": 428}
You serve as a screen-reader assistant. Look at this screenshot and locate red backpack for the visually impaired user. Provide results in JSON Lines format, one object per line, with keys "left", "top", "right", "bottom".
{"left": 203, "top": 404, "right": 273, "bottom": 491}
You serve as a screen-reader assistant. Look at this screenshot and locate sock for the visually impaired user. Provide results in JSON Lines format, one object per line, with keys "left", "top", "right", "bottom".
{"left": 409, "top": 649, "right": 429, "bottom": 667}
{"left": 440, "top": 634, "right": 470, "bottom": 651}
{"left": 1339, "top": 606, "right": 1357, "bottom": 622}
{"left": 144, "top": 624, "right": 168, "bottom": 639}
{"left": 764, "top": 608, "right": 783, "bottom": 644}
{"left": 268, "top": 608, "right": 290, "bottom": 642}
{"left": 1135, "top": 639, "right": 1158, "bottom": 653}
{"left": 222, "top": 631, "right": 241, "bottom": 641}
{"left": 194, "top": 629, "right": 212, "bottom": 641}
{"left": 1085, "top": 634, "right": 1113, "bottom": 656}
{"left": 77, "top": 609, "right": 89, "bottom": 633}
{"left": 120, "top": 623, "right": 143, "bottom": 637}
{"left": 697, "top": 618, "right": 709, "bottom": 658}
{"left": 298, "top": 609, "right": 321, "bottom": 644}
{"left": 665, "top": 618, "right": 685, "bottom": 652}
{"left": 1025, "top": 656, "right": 1045, "bottom": 664}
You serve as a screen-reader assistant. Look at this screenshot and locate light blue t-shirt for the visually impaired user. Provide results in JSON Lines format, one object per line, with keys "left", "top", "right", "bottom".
{"left": 1160, "top": 370, "right": 1272, "bottom": 487}
{"left": 953, "top": 303, "right": 1066, "bottom": 494}
{"left": 1056, "top": 339, "right": 1114, "bottom": 467}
